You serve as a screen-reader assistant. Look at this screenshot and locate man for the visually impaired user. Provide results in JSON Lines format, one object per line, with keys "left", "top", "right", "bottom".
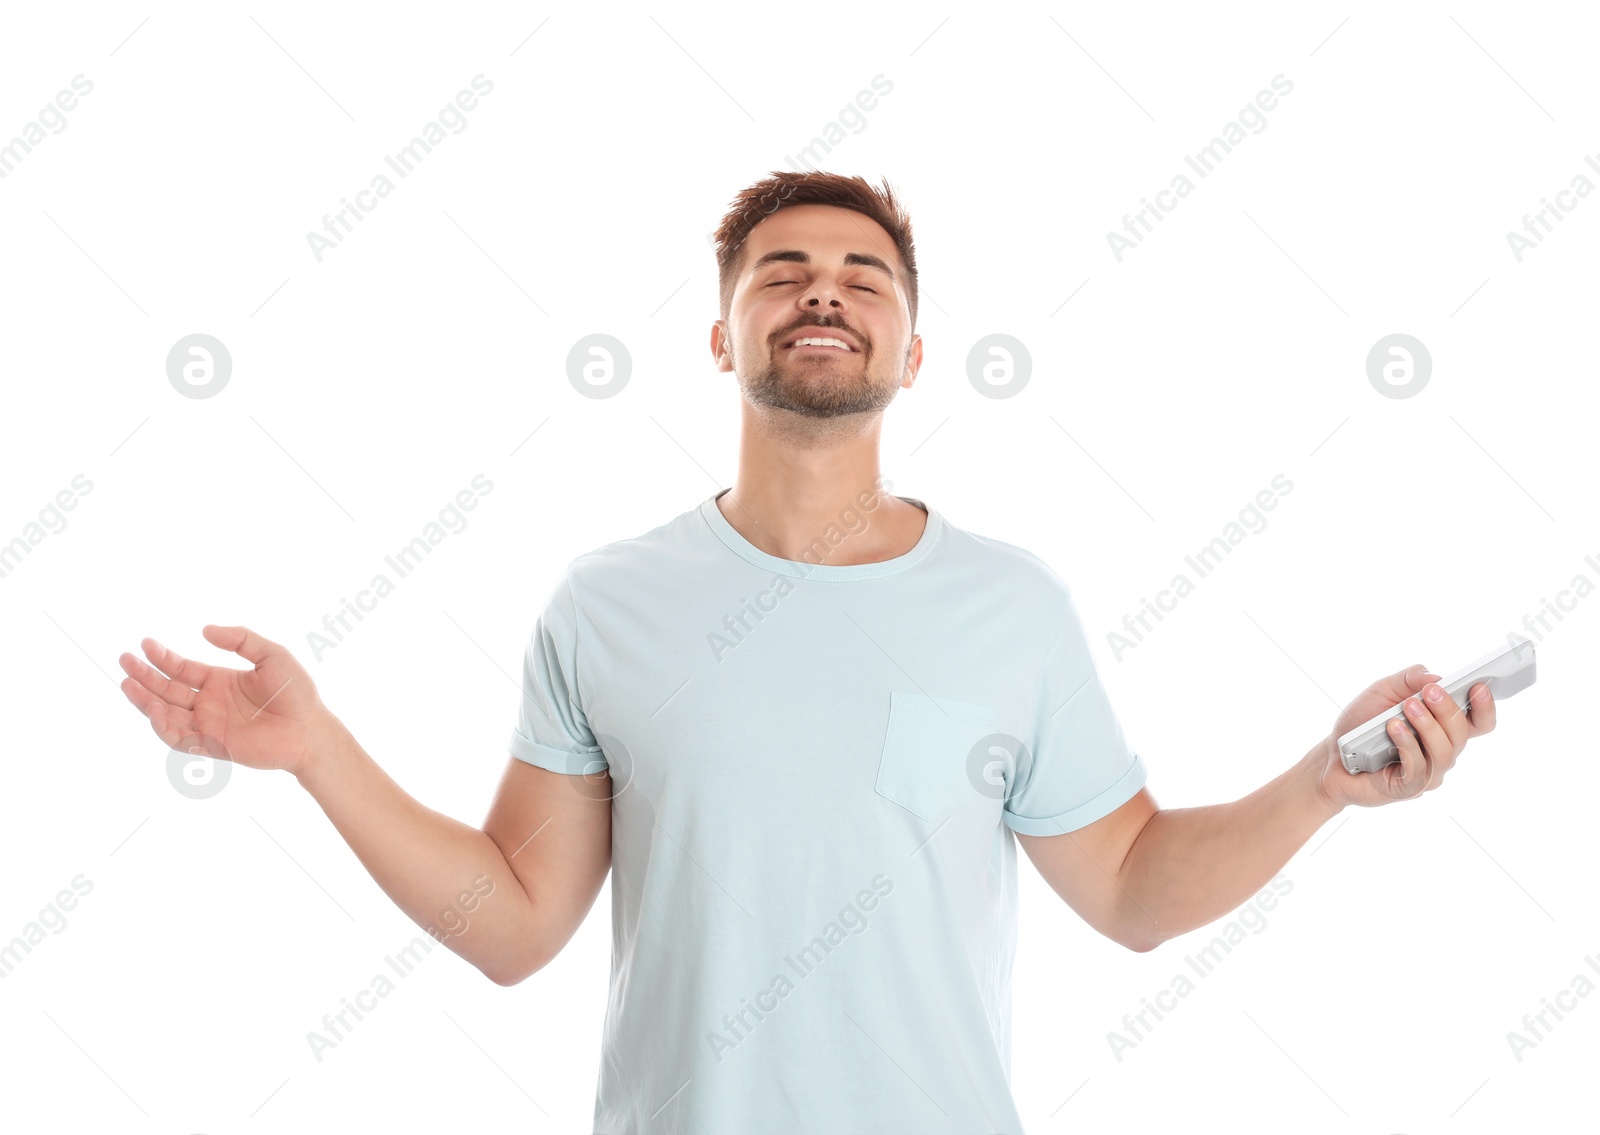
{"left": 118, "top": 171, "right": 1499, "bottom": 1133}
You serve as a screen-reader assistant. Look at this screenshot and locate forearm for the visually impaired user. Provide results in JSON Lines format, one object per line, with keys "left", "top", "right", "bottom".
{"left": 1116, "top": 745, "right": 1342, "bottom": 950}
{"left": 294, "top": 718, "right": 543, "bottom": 985}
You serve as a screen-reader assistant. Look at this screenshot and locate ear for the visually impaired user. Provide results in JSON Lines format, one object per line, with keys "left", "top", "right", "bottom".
{"left": 900, "top": 333, "right": 923, "bottom": 389}
{"left": 710, "top": 321, "right": 732, "bottom": 372}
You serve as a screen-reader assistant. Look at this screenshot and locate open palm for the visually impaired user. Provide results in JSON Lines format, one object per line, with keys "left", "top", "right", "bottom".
{"left": 118, "top": 625, "right": 332, "bottom": 777}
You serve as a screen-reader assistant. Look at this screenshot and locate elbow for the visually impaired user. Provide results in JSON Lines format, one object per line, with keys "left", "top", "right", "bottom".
{"left": 1111, "top": 886, "right": 1165, "bottom": 953}
{"left": 486, "top": 967, "right": 528, "bottom": 988}
{"left": 482, "top": 913, "right": 565, "bottom": 987}
{"left": 1117, "top": 922, "right": 1165, "bottom": 953}
{"left": 485, "top": 944, "right": 556, "bottom": 988}
{"left": 487, "top": 963, "right": 541, "bottom": 988}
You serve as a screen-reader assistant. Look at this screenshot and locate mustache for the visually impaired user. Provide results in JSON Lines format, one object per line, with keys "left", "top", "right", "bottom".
{"left": 776, "top": 320, "right": 863, "bottom": 345}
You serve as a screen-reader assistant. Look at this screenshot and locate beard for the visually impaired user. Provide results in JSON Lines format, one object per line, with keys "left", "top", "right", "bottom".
{"left": 735, "top": 340, "right": 900, "bottom": 419}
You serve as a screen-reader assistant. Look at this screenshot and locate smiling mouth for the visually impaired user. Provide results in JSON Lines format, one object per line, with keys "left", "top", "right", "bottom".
{"left": 780, "top": 334, "right": 858, "bottom": 354}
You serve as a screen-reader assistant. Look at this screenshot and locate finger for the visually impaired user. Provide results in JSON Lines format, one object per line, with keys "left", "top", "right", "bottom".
{"left": 202, "top": 624, "right": 277, "bottom": 667}
{"left": 1368, "top": 663, "right": 1440, "bottom": 714}
{"left": 1418, "top": 681, "right": 1471, "bottom": 769}
{"left": 118, "top": 651, "right": 198, "bottom": 711}
{"left": 1467, "top": 682, "right": 1497, "bottom": 736}
{"left": 1399, "top": 691, "right": 1449, "bottom": 786}
{"left": 1384, "top": 712, "right": 1427, "bottom": 799}
{"left": 119, "top": 676, "right": 191, "bottom": 749}
{"left": 1383, "top": 663, "right": 1429, "bottom": 699}
{"left": 140, "top": 637, "right": 213, "bottom": 690}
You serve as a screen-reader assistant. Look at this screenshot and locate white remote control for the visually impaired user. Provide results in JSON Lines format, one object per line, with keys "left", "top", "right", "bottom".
{"left": 1339, "top": 637, "right": 1537, "bottom": 774}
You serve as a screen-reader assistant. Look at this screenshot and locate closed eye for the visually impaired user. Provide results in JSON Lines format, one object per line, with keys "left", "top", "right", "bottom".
{"left": 765, "top": 281, "right": 877, "bottom": 293}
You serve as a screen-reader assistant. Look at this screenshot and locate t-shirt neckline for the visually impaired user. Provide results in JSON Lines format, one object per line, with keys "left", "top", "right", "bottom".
{"left": 699, "top": 488, "right": 943, "bottom": 581}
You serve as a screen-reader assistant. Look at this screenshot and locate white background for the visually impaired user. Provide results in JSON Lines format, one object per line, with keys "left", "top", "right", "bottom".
{"left": 1, "top": 2, "right": 1594, "bottom": 1132}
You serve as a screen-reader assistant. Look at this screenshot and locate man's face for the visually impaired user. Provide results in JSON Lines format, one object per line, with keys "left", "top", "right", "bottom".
{"left": 712, "top": 203, "right": 920, "bottom": 419}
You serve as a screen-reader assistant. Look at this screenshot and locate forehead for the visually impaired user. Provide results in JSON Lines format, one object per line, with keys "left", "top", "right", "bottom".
{"left": 741, "top": 203, "right": 898, "bottom": 266}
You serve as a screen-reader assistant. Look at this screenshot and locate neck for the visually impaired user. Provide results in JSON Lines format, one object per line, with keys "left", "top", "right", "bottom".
{"left": 718, "top": 405, "right": 921, "bottom": 565}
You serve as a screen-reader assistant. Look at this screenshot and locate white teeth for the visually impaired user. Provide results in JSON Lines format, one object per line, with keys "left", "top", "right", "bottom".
{"left": 791, "top": 337, "right": 851, "bottom": 351}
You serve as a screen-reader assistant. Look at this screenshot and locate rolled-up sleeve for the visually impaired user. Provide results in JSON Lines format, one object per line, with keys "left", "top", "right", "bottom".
{"left": 508, "top": 567, "right": 607, "bottom": 776}
{"left": 1002, "top": 580, "right": 1147, "bottom": 836}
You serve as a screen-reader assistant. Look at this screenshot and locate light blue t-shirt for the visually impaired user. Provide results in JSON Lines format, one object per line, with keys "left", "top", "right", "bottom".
{"left": 509, "top": 489, "right": 1148, "bottom": 1134}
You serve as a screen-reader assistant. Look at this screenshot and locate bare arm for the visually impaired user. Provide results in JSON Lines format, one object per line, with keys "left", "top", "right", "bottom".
{"left": 297, "top": 722, "right": 611, "bottom": 985}
{"left": 118, "top": 624, "right": 610, "bottom": 987}
{"left": 1018, "top": 755, "right": 1333, "bottom": 952}
{"left": 481, "top": 754, "right": 611, "bottom": 984}
{"left": 1017, "top": 663, "right": 1498, "bottom": 952}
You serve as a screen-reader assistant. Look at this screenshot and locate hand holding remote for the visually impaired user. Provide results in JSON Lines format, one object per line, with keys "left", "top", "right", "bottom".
{"left": 1337, "top": 639, "right": 1534, "bottom": 775}
{"left": 1309, "top": 661, "right": 1500, "bottom": 810}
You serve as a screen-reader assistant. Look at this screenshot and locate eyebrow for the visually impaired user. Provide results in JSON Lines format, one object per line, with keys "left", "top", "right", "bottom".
{"left": 748, "top": 248, "right": 896, "bottom": 281}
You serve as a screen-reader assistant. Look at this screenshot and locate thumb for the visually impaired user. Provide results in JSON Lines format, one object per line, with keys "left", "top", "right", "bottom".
{"left": 1392, "top": 662, "right": 1442, "bottom": 697}
{"left": 201, "top": 624, "right": 276, "bottom": 667}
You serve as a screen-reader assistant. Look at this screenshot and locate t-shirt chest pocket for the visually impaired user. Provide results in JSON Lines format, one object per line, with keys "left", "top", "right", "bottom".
{"left": 874, "top": 691, "right": 1001, "bottom": 822}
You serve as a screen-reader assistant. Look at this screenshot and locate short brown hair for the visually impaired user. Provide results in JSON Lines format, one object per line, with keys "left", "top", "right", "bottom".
{"left": 713, "top": 170, "right": 918, "bottom": 329}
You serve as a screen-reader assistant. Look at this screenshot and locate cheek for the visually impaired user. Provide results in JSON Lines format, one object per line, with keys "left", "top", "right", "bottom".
{"left": 741, "top": 300, "right": 783, "bottom": 337}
